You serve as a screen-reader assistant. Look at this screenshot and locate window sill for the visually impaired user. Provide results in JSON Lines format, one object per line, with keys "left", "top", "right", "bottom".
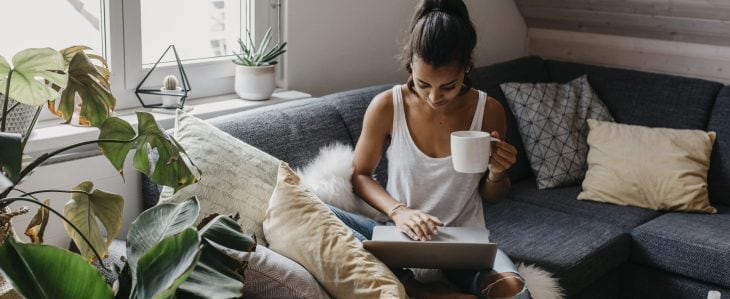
{"left": 24, "top": 89, "right": 311, "bottom": 159}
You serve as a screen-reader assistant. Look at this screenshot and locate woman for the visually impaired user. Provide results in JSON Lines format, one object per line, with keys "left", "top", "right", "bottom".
{"left": 329, "top": 0, "right": 529, "bottom": 298}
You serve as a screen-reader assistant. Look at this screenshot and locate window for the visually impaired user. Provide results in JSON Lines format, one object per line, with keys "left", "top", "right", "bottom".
{"left": 140, "top": 0, "right": 243, "bottom": 65}
{"left": 118, "top": 0, "right": 281, "bottom": 109}
{"left": 0, "top": 0, "right": 104, "bottom": 56}
{"left": 3, "top": 0, "right": 281, "bottom": 113}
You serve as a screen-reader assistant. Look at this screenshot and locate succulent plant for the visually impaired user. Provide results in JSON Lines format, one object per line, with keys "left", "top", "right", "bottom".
{"left": 233, "top": 27, "right": 287, "bottom": 67}
{"left": 162, "top": 75, "right": 179, "bottom": 90}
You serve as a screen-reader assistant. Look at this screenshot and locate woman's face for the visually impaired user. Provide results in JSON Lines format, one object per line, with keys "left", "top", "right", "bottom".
{"left": 410, "top": 56, "right": 466, "bottom": 111}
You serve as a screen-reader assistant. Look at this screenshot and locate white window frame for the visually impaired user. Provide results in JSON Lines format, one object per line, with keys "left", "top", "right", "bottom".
{"left": 107, "top": 0, "right": 283, "bottom": 110}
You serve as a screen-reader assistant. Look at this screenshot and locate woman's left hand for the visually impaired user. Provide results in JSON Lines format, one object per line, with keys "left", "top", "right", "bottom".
{"left": 488, "top": 131, "right": 517, "bottom": 181}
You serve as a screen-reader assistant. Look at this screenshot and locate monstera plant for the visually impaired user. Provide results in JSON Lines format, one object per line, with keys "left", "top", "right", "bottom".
{"left": 0, "top": 47, "right": 256, "bottom": 298}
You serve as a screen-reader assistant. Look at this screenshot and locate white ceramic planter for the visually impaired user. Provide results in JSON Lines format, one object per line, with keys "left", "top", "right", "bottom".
{"left": 160, "top": 87, "right": 183, "bottom": 108}
{"left": 234, "top": 65, "right": 276, "bottom": 101}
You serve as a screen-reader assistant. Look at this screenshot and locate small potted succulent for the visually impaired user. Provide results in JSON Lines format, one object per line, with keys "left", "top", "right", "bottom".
{"left": 232, "top": 27, "right": 287, "bottom": 101}
{"left": 160, "top": 74, "right": 182, "bottom": 108}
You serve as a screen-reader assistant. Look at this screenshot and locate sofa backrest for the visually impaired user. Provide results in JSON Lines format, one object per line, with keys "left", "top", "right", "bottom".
{"left": 323, "top": 84, "right": 394, "bottom": 187}
{"left": 545, "top": 60, "right": 723, "bottom": 130}
{"left": 141, "top": 97, "right": 354, "bottom": 209}
{"left": 470, "top": 56, "right": 551, "bottom": 183}
{"left": 547, "top": 60, "right": 729, "bottom": 206}
{"left": 708, "top": 86, "right": 730, "bottom": 206}
{"left": 207, "top": 98, "right": 354, "bottom": 168}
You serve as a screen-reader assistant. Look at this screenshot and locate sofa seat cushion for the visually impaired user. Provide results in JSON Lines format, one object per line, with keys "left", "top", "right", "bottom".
{"left": 708, "top": 86, "right": 730, "bottom": 206}
{"left": 622, "top": 262, "right": 730, "bottom": 299}
{"left": 208, "top": 97, "right": 354, "bottom": 170}
{"left": 508, "top": 180, "right": 661, "bottom": 231}
{"left": 631, "top": 204, "right": 730, "bottom": 288}
{"left": 545, "top": 60, "right": 722, "bottom": 131}
{"left": 484, "top": 200, "right": 629, "bottom": 295}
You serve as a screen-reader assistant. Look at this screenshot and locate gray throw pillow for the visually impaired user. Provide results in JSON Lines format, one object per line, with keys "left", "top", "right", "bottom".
{"left": 240, "top": 246, "right": 331, "bottom": 299}
{"left": 501, "top": 75, "right": 614, "bottom": 189}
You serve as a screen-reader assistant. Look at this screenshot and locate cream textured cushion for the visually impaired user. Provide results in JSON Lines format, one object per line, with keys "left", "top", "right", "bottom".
{"left": 263, "top": 162, "right": 407, "bottom": 298}
{"left": 578, "top": 119, "right": 717, "bottom": 213}
{"left": 159, "top": 110, "right": 280, "bottom": 246}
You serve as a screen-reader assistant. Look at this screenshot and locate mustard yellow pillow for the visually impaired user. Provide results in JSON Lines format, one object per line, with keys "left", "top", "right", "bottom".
{"left": 578, "top": 119, "right": 717, "bottom": 213}
{"left": 263, "top": 162, "right": 407, "bottom": 298}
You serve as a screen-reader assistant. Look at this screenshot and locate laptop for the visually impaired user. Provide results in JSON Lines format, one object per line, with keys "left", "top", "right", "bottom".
{"left": 362, "top": 226, "right": 497, "bottom": 269}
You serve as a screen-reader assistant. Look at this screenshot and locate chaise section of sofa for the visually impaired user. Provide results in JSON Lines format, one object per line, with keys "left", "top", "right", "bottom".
{"left": 470, "top": 56, "right": 729, "bottom": 298}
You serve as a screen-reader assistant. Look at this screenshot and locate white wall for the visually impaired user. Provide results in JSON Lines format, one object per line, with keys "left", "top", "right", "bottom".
{"left": 283, "top": 0, "right": 527, "bottom": 97}
{"left": 8, "top": 153, "right": 142, "bottom": 248}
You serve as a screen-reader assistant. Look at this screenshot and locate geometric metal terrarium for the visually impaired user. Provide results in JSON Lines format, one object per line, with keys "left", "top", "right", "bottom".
{"left": 134, "top": 45, "right": 191, "bottom": 109}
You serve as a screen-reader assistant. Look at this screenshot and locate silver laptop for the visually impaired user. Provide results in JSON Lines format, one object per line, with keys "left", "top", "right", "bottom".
{"left": 362, "top": 226, "right": 497, "bottom": 270}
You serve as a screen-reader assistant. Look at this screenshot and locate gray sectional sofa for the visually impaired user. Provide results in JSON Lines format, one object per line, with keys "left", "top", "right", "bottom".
{"left": 142, "top": 56, "right": 730, "bottom": 298}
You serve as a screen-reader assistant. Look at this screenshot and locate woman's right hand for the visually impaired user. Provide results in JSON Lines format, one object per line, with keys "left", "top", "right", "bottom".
{"left": 391, "top": 206, "right": 443, "bottom": 241}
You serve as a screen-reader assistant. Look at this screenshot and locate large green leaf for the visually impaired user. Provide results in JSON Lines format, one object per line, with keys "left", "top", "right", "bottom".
{"left": 198, "top": 215, "right": 256, "bottom": 253}
{"left": 63, "top": 181, "right": 124, "bottom": 261}
{"left": 97, "top": 116, "right": 136, "bottom": 174}
{"left": 59, "top": 46, "right": 110, "bottom": 81}
{"left": 177, "top": 216, "right": 256, "bottom": 298}
{"left": 98, "top": 112, "right": 199, "bottom": 191}
{"left": 0, "top": 238, "right": 113, "bottom": 299}
{"left": 177, "top": 242, "right": 246, "bottom": 299}
{"left": 135, "top": 112, "right": 198, "bottom": 190}
{"left": 0, "top": 56, "right": 9, "bottom": 79}
{"left": 126, "top": 197, "right": 199, "bottom": 280}
{"left": 0, "top": 132, "right": 21, "bottom": 182}
{"left": 135, "top": 228, "right": 201, "bottom": 299}
{"left": 49, "top": 50, "right": 114, "bottom": 127}
{"left": 0, "top": 48, "right": 67, "bottom": 106}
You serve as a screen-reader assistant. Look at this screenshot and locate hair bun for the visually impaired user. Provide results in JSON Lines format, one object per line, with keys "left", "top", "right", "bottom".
{"left": 419, "top": 0, "right": 469, "bottom": 22}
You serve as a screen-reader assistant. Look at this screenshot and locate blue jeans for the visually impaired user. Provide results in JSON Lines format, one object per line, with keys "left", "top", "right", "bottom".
{"left": 328, "top": 205, "right": 531, "bottom": 299}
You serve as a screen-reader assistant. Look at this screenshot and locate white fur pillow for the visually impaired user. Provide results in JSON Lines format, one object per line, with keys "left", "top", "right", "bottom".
{"left": 297, "top": 143, "right": 388, "bottom": 222}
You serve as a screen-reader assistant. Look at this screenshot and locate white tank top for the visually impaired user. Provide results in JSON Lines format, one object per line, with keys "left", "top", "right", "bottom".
{"left": 385, "top": 85, "right": 488, "bottom": 230}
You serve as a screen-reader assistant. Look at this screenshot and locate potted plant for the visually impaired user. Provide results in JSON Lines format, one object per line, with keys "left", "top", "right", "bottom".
{"left": 0, "top": 47, "right": 256, "bottom": 298}
{"left": 0, "top": 96, "right": 34, "bottom": 134}
{"left": 160, "top": 75, "right": 182, "bottom": 108}
{"left": 232, "top": 27, "right": 287, "bottom": 101}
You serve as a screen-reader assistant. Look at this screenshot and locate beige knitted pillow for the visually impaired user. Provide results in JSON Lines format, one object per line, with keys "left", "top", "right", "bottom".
{"left": 159, "top": 110, "right": 280, "bottom": 246}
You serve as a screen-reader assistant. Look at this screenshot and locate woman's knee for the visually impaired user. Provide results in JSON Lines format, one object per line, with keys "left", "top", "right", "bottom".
{"left": 479, "top": 271, "right": 526, "bottom": 299}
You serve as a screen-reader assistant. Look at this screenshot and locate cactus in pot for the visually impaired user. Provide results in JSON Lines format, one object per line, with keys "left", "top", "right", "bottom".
{"left": 161, "top": 75, "right": 182, "bottom": 107}
{"left": 163, "top": 75, "right": 179, "bottom": 91}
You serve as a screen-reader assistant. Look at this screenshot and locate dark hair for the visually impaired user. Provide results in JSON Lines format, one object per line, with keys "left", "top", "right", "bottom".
{"left": 401, "top": 0, "right": 477, "bottom": 94}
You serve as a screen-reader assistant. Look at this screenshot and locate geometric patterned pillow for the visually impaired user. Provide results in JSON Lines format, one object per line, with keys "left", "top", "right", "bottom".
{"left": 501, "top": 75, "right": 614, "bottom": 189}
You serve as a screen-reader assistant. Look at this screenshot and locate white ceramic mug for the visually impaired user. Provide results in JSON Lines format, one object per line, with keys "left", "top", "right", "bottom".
{"left": 450, "top": 131, "right": 500, "bottom": 173}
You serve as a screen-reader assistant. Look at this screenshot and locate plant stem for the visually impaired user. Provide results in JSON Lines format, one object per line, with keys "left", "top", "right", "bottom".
{"left": 20, "top": 189, "right": 92, "bottom": 198}
{"left": 5, "top": 102, "right": 19, "bottom": 115}
{"left": 20, "top": 106, "right": 43, "bottom": 153}
{"left": 18, "top": 138, "right": 136, "bottom": 183}
{"left": 0, "top": 137, "right": 137, "bottom": 202}
{"left": 0, "top": 197, "right": 109, "bottom": 268}
{"left": 1, "top": 69, "right": 13, "bottom": 132}
{"left": 10, "top": 188, "right": 40, "bottom": 201}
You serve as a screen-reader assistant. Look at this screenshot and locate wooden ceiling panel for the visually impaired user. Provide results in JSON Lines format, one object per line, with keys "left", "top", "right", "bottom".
{"left": 516, "top": 0, "right": 730, "bottom": 46}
